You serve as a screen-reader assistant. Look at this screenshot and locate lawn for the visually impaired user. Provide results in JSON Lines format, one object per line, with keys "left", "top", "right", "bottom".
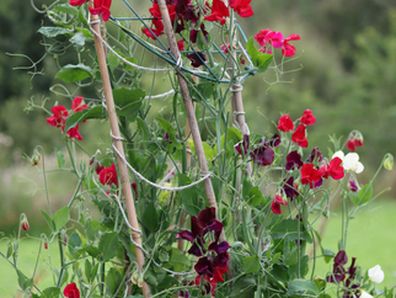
{"left": 1, "top": 200, "right": 395, "bottom": 297}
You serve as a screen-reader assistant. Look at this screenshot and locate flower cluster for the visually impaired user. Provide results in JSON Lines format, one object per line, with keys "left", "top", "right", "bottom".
{"left": 143, "top": 0, "right": 253, "bottom": 39}
{"left": 327, "top": 250, "right": 361, "bottom": 298}
{"left": 69, "top": 0, "right": 112, "bottom": 21}
{"left": 177, "top": 208, "right": 230, "bottom": 295}
{"left": 254, "top": 29, "right": 301, "bottom": 57}
{"left": 46, "top": 96, "right": 88, "bottom": 141}
{"left": 346, "top": 131, "right": 364, "bottom": 152}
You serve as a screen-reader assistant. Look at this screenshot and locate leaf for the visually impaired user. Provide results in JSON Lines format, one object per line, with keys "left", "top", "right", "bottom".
{"left": 17, "top": 270, "right": 33, "bottom": 290}
{"left": 243, "top": 179, "right": 267, "bottom": 208}
{"left": 68, "top": 231, "right": 82, "bottom": 255}
{"left": 56, "top": 64, "right": 93, "bottom": 83}
{"left": 98, "top": 232, "right": 122, "bottom": 261}
{"left": 56, "top": 150, "right": 65, "bottom": 169}
{"left": 246, "top": 38, "right": 273, "bottom": 72}
{"left": 52, "top": 206, "right": 70, "bottom": 230}
{"left": 105, "top": 268, "right": 123, "bottom": 295}
{"left": 350, "top": 184, "right": 373, "bottom": 205}
{"left": 85, "top": 260, "right": 99, "bottom": 282}
{"left": 65, "top": 106, "right": 106, "bottom": 131}
{"left": 177, "top": 174, "right": 203, "bottom": 215}
{"left": 113, "top": 88, "right": 145, "bottom": 120}
{"left": 287, "top": 279, "right": 320, "bottom": 296}
{"left": 41, "top": 287, "right": 61, "bottom": 298}
{"left": 242, "top": 255, "right": 261, "bottom": 273}
{"left": 272, "top": 219, "right": 312, "bottom": 242}
{"left": 41, "top": 210, "right": 55, "bottom": 231}
{"left": 141, "top": 202, "right": 159, "bottom": 232}
{"left": 202, "top": 142, "right": 215, "bottom": 161}
{"left": 38, "top": 26, "right": 72, "bottom": 38}
{"left": 69, "top": 32, "right": 86, "bottom": 47}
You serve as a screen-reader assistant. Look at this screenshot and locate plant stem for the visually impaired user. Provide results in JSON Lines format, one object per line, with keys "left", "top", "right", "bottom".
{"left": 90, "top": 11, "right": 151, "bottom": 297}
{"left": 157, "top": 0, "right": 218, "bottom": 212}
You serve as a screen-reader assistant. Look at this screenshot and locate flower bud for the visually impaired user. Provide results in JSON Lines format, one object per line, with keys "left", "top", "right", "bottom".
{"left": 20, "top": 214, "right": 30, "bottom": 231}
{"left": 383, "top": 153, "right": 394, "bottom": 171}
{"left": 30, "top": 149, "right": 41, "bottom": 166}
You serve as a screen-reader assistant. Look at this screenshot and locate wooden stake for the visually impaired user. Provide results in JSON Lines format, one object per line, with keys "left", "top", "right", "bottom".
{"left": 90, "top": 13, "right": 151, "bottom": 298}
{"left": 157, "top": 0, "right": 218, "bottom": 212}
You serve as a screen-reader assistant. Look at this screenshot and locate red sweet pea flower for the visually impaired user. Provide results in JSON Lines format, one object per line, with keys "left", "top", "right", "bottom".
{"left": 229, "top": 0, "right": 254, "bottom": 18}
{"left": 98, "top": 163, "right": 118, "bottom": 186}
{"left": 301, "top": 163, "right": 323, "bottom": 188}
{"left": 204, "top": 0, "right": 229, "bottom": 25}
{"left": 282, "top": 33, "right": 301, "bottom": 57}
{"left": 66, "top": 125, "right": 83, "bottom": 141}
{"left": 69, "top": 0, "right": 88, "bottom": 6}
{"left": 71, "top": 96, "right": 88, "bottom": 112}
{"left": 346, "top": 139, "right": 364, "bottom": 152}
{"left": 300, "top": 109, "right": 316, "bottom": 126}
{"left": 63, "top": 282, "right": 80, "bottom": 298}
{"left": 271, "top": 195, "right": 288, "bottom": 215}
{"left": 277, "top": 114, "right": 294, "bottom": 132}
{"left": 89, "top": 0, "right": 112, "bottom": 22}
{"left": 47, "top": 105, "right": 69, "bottom": 130}
{"left": 177, "top": 39, "right": 185, "bottom": 51}
{"left": 143, "top": 2, "right": 176, "bottom": 39}
{"left": 320, "top": 157, "right": 345, "bottom": 180}
{"left": 292, "top": 124, "right": 308, "bottom": 148}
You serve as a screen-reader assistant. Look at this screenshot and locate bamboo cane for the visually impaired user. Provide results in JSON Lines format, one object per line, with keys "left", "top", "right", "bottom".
{"left": 157, "top": 0, "right": 218, "bottom": 212}
{"left": 90, "top": 13, "right": 151, "bottom": 298}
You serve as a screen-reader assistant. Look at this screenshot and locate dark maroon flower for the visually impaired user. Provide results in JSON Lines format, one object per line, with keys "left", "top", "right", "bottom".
{"left": 195, "top": 257, "right": 213, "bottom": 276}
{"left": 283, "top": 177, "right": 299, "bottom": 200}
{"left": 286, "top": 150, "right": 303, "bottom": 170}
{"left": 187, "top": 52, "right": 207, "bottom": 67}
{"left": 349, "top": 179, "right": 359, "bottom": 192}
{"left": 308, "top": 147, "right": 323, "bottom": 163}
{"left": 175, "top": 0, "right": 198, "bottom": 22}
{"left": 234, "top": 134, "right": 250, "bottom": 155}
{"left": 209, "top": 241, "right": 230, "bottom": 254}
{"left": 266, "top": 133, "right": 281, "bottom": 147}
{"left": 251, "top": 145, "right": 274, "bottom": 166}
{"left": 334, "top": 250, "right": 348, "bottom": 267}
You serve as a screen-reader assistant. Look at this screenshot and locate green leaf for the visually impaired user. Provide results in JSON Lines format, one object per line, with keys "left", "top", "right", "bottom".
{"left": 288, "top": 279, "right": 320, "bottom": 296}
{"left": 41, "top": 210, "right": 55, "bottom": 231}
{"left": 168, "top": 248, "right": 191, "bottom": 272}
{"left": 69, "top": 32, "right": 86, "bottom": 47}
{"left": 141, "top": 202, "right": 159, "bottom": 232}
{"left": 350, "top": 184, "right": 373, "bottom": 205}
{"left": 98, "top": 232, "right": 122, "bottom": 261}
{"left": 243, "top": 179, "right": 267, "bottom": 208}
{"left": 272, "top": 219, "right": 312, "bottom": 242}
{"left": 38, "top": 26, "right": 72, "bottom": 38}
{"left": 68, "top": 231, "right": 82, "bottom": 255}
{"left": 246, "top": 38, "right": 273, "bottom": 72}
{"left": 242, "top": 255, "right": 261, "bottom": 273}
{"left": 113, "top": 88, "right": 145, "bottom": 120}
{"left": 65, "top": 106, "right": 106, "bottom": 131}
{"left": 52, "top": 206, "right": 70, "bottom": 230}
{"left": 56, "top": 150, "right": 65, "bottom": 169}
{"left": 17, "top": 270, "right": 33, "bottom": 290}
{"left": 105, "top": 268, "right": 123, "bottom": 295}
{"left": 41, "top": 287, "right": 61, "bottom": 298}
{"left": 85, "top": 260, "right": 99, "bottom": 282}
{"left": 56, "top": 64, "right": 93, "bottom": 83}
{"left": 177, "top": 174, "right": 203, "bottom": 215}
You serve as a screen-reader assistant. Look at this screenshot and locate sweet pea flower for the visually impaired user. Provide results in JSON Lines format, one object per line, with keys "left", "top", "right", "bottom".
{"left": 368, "top": 264, "right": 385, "bottom": 284}
{"left": 332, "top": 151, "right": 364, "bottom": 174}
{"left": 204, "top": 0, "right": 229, "bottom": 25}
{"left": 360, "top": 291, "right": 374, "bottom": 298}
{"left": 277, "top": 114, "right": 294, "bottom": 132}
{"left": 63, "top": 282, "right": 80, "bottom": 298}
{"left": 229, "top": 0, "right": 254, "bottom": 18}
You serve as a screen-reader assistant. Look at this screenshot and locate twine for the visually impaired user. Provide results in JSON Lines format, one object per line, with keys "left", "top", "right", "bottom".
{"left": 112, "top": 144, "right": 211, "bottom": 192}
{"left": 88, "top": 15, "right": 170, "bottom": 72}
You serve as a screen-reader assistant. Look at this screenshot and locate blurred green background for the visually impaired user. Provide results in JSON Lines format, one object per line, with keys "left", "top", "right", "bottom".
{"left": 0, "top": 0, "right": 396, "bottom": 296}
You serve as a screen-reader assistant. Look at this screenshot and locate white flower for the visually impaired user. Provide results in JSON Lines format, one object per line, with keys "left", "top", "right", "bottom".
{"left": 368, "top": 264, "right": 385, "bottom": 284}
{"left": 332, "top": 151, "right": 364, "bottom": 174}
{"left": 360, "top": 290, "right": 374, "bottom": 298}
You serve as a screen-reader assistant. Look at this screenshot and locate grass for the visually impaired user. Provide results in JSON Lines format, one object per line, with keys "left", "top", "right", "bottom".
{"left": 1, "top": 200, "right": 395, "bottom": 297}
